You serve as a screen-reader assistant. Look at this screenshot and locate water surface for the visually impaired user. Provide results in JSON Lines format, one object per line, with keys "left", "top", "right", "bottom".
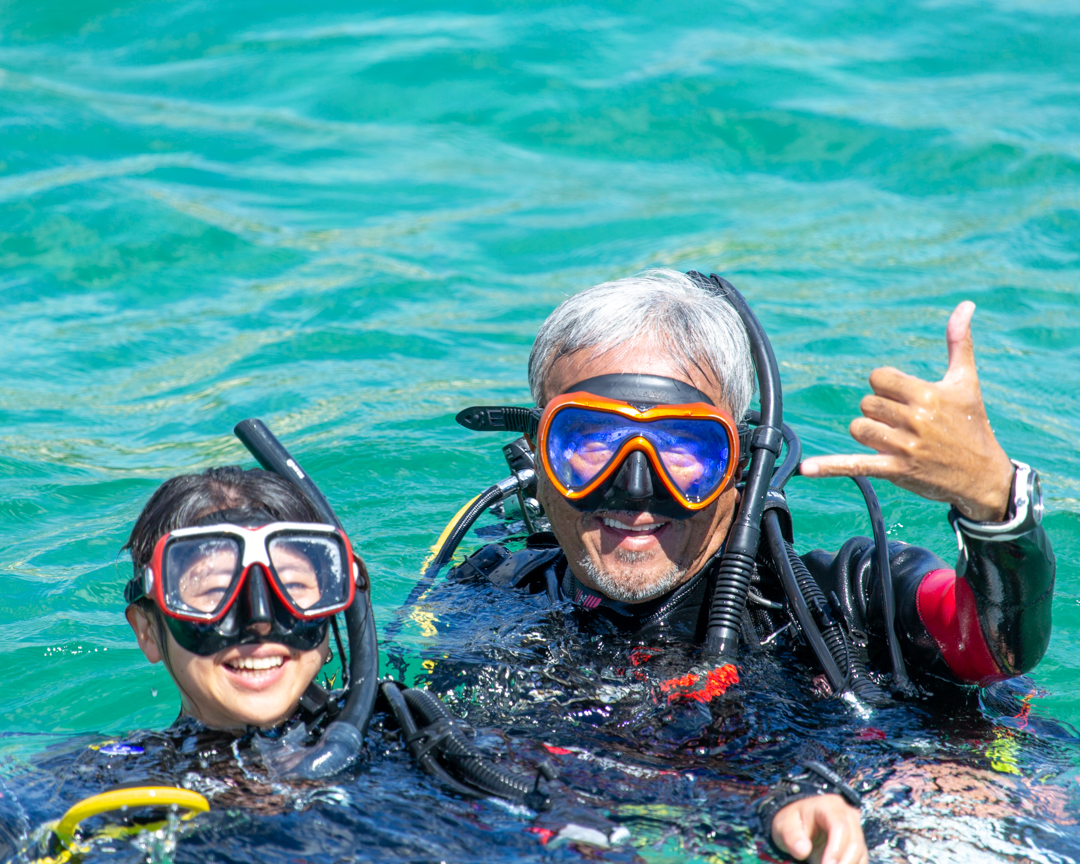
{"left": 1, "top": 1, "right": 1079, "bottom": 861}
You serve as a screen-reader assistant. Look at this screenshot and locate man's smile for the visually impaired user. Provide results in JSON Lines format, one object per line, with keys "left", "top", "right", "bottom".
{"left": 592, "top": 510, "right": 674, "bottom": 550}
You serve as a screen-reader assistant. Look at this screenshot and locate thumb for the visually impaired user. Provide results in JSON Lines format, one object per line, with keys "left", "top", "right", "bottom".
{"left": 944, "top": 301, "right": 977, "bottom": 384}
{"left": 773, "top": 807, "right": 813, "bottom": 860}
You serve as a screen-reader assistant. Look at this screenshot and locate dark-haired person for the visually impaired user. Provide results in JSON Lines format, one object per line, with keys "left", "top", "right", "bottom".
{"left": 6, "top": 464, "right": 571, "bottom": 863}
{"left": 431, "top": 269, "right": 1054, "bottom": 864}
{"left": 123, "top": 466, "right": 353, "bottom": 732}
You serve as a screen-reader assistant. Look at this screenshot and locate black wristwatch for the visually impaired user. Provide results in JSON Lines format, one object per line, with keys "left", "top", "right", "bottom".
{"left": 757, "top": 761, "right": 862, "bottom": 839}
{"left": 950, "top": 460, "right": 1043, "bottom": 543}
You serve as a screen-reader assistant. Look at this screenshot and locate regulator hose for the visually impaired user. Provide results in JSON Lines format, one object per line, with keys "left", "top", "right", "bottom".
{"left": 691, "top": 273, "right": 785, "bottom": 659}
{"left": 409, "top": 481, "right": 507, "bottom": 606}
{"left": 763, "top": 510, "right": 844, "bottom": 692}
{"left": 403, "top": 686, "right": 548, "bottom": 807}
{"left": 234, "top": 419, "right": 379, "bottom": 776}
{"left": 851, "top": 476, "right": 913, "bottom": 696}
{"left": 383, "top": 469, "right": 535, "bottom": 648}
{"left": 380, "top": 681, "right": 482, "bottom": 798}
{"left": 772, "top": 420, "right": 803, "bottom": 491}
{"left": 764, "top": 510, "right": 892, "bottom": 705}
{"left": 380, "top": 682, "right": 551, "bottom": 808}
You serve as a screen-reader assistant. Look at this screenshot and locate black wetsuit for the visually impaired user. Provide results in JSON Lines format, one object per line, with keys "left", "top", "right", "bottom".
{"left": 1, "top": 709, "right": 583, "bottom": 864}
{"left": 448, "top": 509, "right": 1055, "bottom": 691}
{"left": 397, "top": 505, "right": 1068, "bottom": 859}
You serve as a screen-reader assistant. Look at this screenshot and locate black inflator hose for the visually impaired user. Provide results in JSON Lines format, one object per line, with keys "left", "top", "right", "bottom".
{"left": 401, "top": 687, "right": 544, "bottom": 806}
{"left": 851, "top": 476, "right": 913, "bottom": 695}
{"left": 408, "top": 482, "right": 506, "bottom": 610}
{"left": 234, "top": 419, "right": 380, "bottom": 777}
{"left": 694, "top": 274, "right": 785, "bottom": 659}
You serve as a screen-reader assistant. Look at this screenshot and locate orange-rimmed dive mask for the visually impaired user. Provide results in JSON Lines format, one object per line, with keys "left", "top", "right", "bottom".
{"left": 537, "top": 374, "right": 741, "bottom": 519}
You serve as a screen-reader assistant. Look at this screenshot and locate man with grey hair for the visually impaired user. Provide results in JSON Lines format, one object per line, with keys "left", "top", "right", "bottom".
{"left": 446, "top": 268, "right": 1054, "bottom": 864}
{"left": 526, "top": 269, "right": 758, "bottom": 608}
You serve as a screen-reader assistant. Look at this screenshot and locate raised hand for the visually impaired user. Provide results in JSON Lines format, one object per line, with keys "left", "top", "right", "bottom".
{"left": 799, "top": 302, "right": 1014, "bottom": 523}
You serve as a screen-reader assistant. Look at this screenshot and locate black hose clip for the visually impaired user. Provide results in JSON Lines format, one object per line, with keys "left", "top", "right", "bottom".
{"left": 751, "top": 424, "right": 784, "bottom": 455}
{"left": 406, "top": 718, "right": 469, "bottom": 763}
{"left": 528, "top": 759, "right": 559, "bottom": 812}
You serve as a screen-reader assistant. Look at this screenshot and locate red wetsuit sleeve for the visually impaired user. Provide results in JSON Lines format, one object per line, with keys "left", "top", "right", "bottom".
{"left": 915, "top": 568, "right": 1007, "bottom": 686}
{"left": 802, "top": 530, "right": 1053, "bottom": 688}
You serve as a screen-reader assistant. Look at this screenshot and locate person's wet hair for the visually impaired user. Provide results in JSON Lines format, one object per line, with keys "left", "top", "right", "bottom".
{"left": 527, "top": 268, "right": 755, "bottom": 416}
{"left": 125, "top": 466, "right": 320, "bottom": 571}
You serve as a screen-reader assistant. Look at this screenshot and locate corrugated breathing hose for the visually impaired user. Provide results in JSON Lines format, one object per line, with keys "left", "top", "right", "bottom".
{"left": 381, "top": 682, "right": 552, "bottom": 809}
{"left": 779, "top": 534, "right": 891, "bottom": 706}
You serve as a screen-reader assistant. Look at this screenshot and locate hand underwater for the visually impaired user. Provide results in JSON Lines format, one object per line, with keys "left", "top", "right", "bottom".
{"left": 799, "top": 301, "right": 1015, "bottom": 522}
{"left": 771, "top": 795, "right": 867, "bottom": 864}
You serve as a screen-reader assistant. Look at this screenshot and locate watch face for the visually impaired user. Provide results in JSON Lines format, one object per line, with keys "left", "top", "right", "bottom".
{"left": 1031, "top": 472, "right": 1044, "bottom": 524}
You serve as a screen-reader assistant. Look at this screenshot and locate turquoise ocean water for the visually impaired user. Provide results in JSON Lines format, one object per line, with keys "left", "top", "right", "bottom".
{"left": 1, "top": 0, "right": 1079, "bottom": 859}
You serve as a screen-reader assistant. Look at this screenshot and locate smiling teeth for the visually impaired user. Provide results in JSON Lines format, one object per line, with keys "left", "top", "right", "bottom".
{"left": 229, "top": 656, "right": 284, "bottom": 671}
{"left": 602, "top": 518, "right": 662, "bottom": 532}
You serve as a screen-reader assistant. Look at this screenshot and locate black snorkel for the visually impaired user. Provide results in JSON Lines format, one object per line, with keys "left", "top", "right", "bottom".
{"left": 233, "top": 419, "right": 552, "bottom": 800}
{"left": 234, "top": 419, "right": 379, "bottom": 778}
{"left": 686, "top": 273, "right": 785, "bottom": 660}
{"left": 687, "top": 273, "right": 852, "bottom": 693}
{"left": 689, "top": 272, "right": 906, "bottom": 701}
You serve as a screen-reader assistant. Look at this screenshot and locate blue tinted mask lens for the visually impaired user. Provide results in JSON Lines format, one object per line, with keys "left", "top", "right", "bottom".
{"left": 650, "top": 417, "right": 731, "bottom": 502}
{"left": 546, "top": 407, "right": 731, "bottom": 502}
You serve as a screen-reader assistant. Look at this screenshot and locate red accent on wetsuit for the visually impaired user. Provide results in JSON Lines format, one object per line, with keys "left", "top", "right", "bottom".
{"left": 915, "top": 568, "right": 1005, "bottom": 686}
{"left": 659, "top": 664, "right": 739, "bottom": 704}
{"left": 528, "top": 828, "right": 556, "bottom": 845}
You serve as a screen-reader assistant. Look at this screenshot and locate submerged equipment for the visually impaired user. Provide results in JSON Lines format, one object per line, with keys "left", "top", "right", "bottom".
{"left": 124, "top": 519, "right": 357, "bottom": 657}
{"left": 33, "top": 786, "right": 209, "bottom": 864}
{"left": 420, "top": 271, "right": 912, "bottom": 704}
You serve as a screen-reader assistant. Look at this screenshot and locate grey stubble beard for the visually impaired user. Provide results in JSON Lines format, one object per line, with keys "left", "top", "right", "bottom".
{"left": 577, "top": 548, "right": 687, "bottom": 604}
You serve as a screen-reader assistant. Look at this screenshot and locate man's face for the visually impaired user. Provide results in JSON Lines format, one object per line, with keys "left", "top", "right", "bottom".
{"left": 537, "top": 344, "right": 739, "bottom": 604}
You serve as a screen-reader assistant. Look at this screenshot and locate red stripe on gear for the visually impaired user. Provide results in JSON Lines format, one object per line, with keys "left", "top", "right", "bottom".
{"left": 915, "top": 568, "right": 1005, "bottom": 686}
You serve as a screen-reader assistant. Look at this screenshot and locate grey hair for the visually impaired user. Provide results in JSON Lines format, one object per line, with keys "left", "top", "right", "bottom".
{"left": 528, "top": 269, "right": 756, "bottom": 418}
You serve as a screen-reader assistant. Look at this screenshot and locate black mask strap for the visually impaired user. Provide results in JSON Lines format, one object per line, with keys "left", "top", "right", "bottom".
{"left": 565, "top": 374, "right": 714, "bottom": 407}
